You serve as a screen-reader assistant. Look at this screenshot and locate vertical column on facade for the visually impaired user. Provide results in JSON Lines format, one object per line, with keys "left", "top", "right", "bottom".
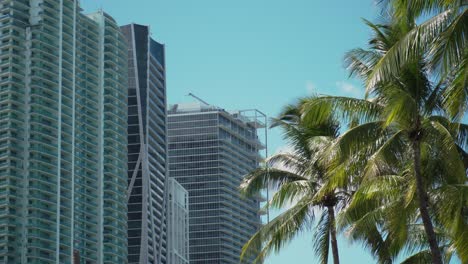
{"left": 21, "top": 1, "right": 44, "bottom": 262}
{"left": 29, "top": 0, "right": 61, "bottom": 261}
{"left": 164, "top": 72, "right": 171, "bottom": 264}
{"left": 101, "top": 14, "right": 128, "bottom": 263}
{"left": 185, "top": 188, "right": 190, "bottom": 262}
{"left": 57, "top": 0, "right": 76, "bottom": 261}
{"left": 130, "top": 24, "right": 148, "bottom": 263}
{"left": 146, "top": 32, "right": 160, "bottom": 264}
{"left": 96, "top": 11, "right": 105, "bottom": 264}
{"left": 154, "top": 41, "right": 168, "bottom": 264}
{"left": 55, "top": 0, "right": 63, "bottom": 262}
{"left": 70, "top": 0, "right": 77, "bottom": 260}
{"left": 74, "top": 12, "right": 100, "bottom": 262}
{"left": 54, "top": 0, "right": 79, "bottom": 261}
{"left": 21, "top": 25, "right": 32, "bottom": 264}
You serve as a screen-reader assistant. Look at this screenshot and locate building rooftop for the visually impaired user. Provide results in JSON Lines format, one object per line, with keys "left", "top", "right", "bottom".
{"left": 169, "top": 102, "right": 266, "bottom": 128}
{"left": 169, "top": 101, "right": 222, "bottom": 113}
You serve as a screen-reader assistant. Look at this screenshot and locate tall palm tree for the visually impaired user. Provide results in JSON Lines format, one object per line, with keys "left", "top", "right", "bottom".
{"left": 301, "top": 16, "right": 468, "bottom": 264}
{"left": 239, "top": 102, "right": 352, "bottom": 264}
{"left": 337, "top": 122, "right": 466, "bottom": 263}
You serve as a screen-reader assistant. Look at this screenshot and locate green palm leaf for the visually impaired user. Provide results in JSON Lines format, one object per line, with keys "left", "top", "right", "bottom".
{"left": 366, "top": 9, "right": 455, "bottom": 89}
{"left": 240, "top": 196, "right": 314, "bottom": 263}
{"left": 313, "top": 211, "right": 331, "bottom": 264}
{"left": 430, "top": 9, "right": 468, "bottom": 73}
{"left": 400, "top": 250, "right": 434, "bottom": 264}
{"left": 301, "top": 96, "right": 383, "bottom": 125}
{"left": 240, "top": 167, "right": 308, "bottom": 197}
{"left": 442, "top": 51, "right": 468, "bottom": 119}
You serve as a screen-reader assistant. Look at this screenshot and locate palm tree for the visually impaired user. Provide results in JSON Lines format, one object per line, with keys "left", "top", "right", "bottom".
{"left": 370, "top": 0, "right": 467, "bottom": 119}
{"left": 338, "top": 130, "right": 466, "bottom": 263}
{"left": 239, "top": 102, "right": 352, "bottom": 264}
{"left": 301, "top": 16, "right": 468, "bottom": 264}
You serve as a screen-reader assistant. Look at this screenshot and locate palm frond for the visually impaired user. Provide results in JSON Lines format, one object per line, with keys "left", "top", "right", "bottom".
{"left": 432, "top": 184, "right": 468, "bottom": 229}
{"left": 422, "top": 119, "right": 466, "bottom": 184}
{"left": 271, "top": 104, "right": 302, "bottom": 127}
{"left": 400, "top": 250, "right": 434, "bottom": 264}
{"left": 301, "top": 96, "right": 383, "bottom": 126}
{"left": 267, "top": 152, "right": 311, "bottom": 177}
{"left": 381, "top": 87, "right": 418, "bottom": 127}
{"left": 340, "top": 209, "right": 392, "bottom": 264}
{"left": 240, "top": 168, "right": 308, "bottom": 197}
{"left": 367, "top": 9, "right": 454, "bottom": 89}
{"left": 452, "top": 227, "right": 468, "bottom": 263}
{"left": 312, "top": 211, "right": 331, "bottom": 264}
{"left": 452, "top": 122, "right": 468, "bottom": 150}
{"left": 271, "top": 105, "right": 339, "bottom": 159}
{"left": 387, "top": 0, "right": 463, "bottom": 19}
{"left": 268, "top": 180, "right": 319, "bottom": 209}
{"left": 426, "top": 115, "right": 468, "bottom": 149}
{"left": 326, "top": 121, "right": 387, "bottom": 167}
{"left": 431, "top": 184, "right": 468, "bottom": 263}
{"left": 341, "top": 174, "right": 406, "bottom": 227}
{"left": 363, "top": 130, "right": 406, "bottom": 180}
{"left": 385, "top": 199, "right": 416, "bottom": 258}
{"left": 344, "top": 48, "right": 381, "bottom": 82}
{"left": 403, "top": 224, "right": 433, "bottom": 254}
{"left": 240, "top": 197, "right": 314, "bottom": 263}
{"left": 457, "top": 146, "right": 468, "bottom": 168}
{"left": 430, "top": 9, "right": 468, "bottom": 74}
{"left": 442, "top": 51, "right": 468, "bottom": 119}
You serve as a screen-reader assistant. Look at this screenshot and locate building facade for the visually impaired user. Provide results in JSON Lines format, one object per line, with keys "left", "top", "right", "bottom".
{"left": 168, "top": 102, "right": 264, "bottom": 264}
{"left": 121, "top": 24, "right": 169, "bottom": 264}
{"left": 0, "top": 0, "right": 128, "bottom": 263}
{"left": 167, "top": 178, "right": 189, "bottom": 264}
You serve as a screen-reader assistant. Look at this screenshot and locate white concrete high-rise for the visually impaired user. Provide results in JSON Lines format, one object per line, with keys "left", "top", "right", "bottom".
{"left": 167, "top": 178, "right": 189, "bottom": 264}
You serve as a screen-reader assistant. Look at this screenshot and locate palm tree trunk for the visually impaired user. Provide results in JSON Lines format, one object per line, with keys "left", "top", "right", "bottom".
{"left": 327, "top": 206, "right": 340, "bottom": 264}
{"left": 412, "top": 139, "right": 443, "bottom": 264}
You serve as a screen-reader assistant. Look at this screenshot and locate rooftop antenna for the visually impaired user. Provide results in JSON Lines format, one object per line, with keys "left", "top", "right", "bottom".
{"left": 187, "top": 93, "right": 210, "bottom": 106}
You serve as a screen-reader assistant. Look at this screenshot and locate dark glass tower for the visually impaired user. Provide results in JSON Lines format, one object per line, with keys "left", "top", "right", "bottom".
{"left": 168, "top": 102, "right": 264, "bottom": 264}
{"left": 121, "top": 24, "right": 168, "bottom": 264}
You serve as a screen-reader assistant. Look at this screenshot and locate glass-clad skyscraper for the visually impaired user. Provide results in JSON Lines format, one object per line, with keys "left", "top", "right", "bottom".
{"left": 121, "top": 24, "right": 169, "bottom": 264}
{"left": 0, "top": 1, "right": 128, "bottom": 263}
{"left": 168, "top": 102, "right": 264, "bottom": 264}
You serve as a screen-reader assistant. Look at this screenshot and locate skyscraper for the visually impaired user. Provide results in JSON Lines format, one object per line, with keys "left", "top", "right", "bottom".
{"left": 168, "top": 102, "right": 264, "bottom": 264}
{"left": 0, "top": 1, "right": 128, "bottom": 263}
{"left": 120, "top": 24, "right": 169, "bottom": 264}
{"left": 167, "top": 178, "right": 189, "bottom": 264}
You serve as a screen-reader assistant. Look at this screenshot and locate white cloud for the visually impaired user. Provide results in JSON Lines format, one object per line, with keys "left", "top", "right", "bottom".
{"left": 336, "top": 81, "right": 362, "bottom": 97}
{"left": 306, "top": 81, "right": 316, "bottom": 94}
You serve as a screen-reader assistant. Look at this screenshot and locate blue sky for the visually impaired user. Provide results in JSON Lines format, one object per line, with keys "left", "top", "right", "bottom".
{"left": 82, "top": 0, "right": 380, "bottom": 263}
